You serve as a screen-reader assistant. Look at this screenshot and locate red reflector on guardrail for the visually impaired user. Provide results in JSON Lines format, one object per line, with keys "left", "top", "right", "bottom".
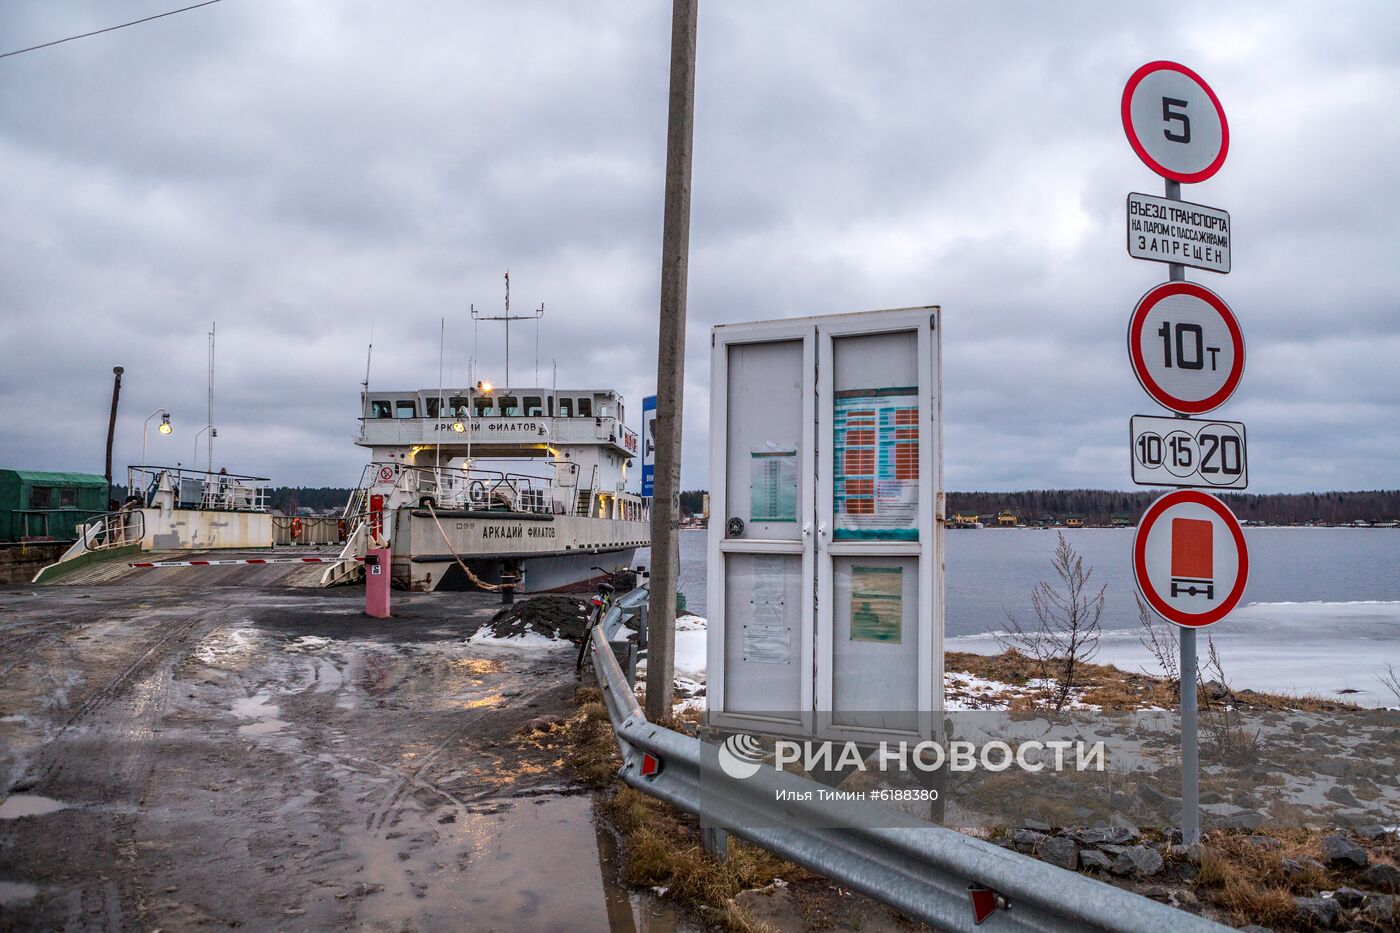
{"left": 640, "top": 753, "right": 662, "bottom": 777}
{"left": 968, "top": 885, "right": 1004, "bottom": 924}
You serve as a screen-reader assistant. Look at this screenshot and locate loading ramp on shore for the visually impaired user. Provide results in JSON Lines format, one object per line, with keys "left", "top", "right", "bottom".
{"left": 46, "top": 547, "right": 346, "bottom": 588}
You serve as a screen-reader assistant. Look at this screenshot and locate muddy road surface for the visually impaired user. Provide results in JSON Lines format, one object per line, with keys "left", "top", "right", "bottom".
{"left": 0, "top": 586, "right": 689, "bottom": 931}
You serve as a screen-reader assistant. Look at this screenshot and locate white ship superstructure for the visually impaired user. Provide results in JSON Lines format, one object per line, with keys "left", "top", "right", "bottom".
{"left": 344, "top": 384, "right": 649, "bottom": 592}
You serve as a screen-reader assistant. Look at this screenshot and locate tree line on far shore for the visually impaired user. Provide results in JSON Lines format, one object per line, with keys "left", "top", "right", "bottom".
{"left": 678, "top": 488, "right": 1400, "bottom": 526}
{"left": 943, "top": 489, "right": 1400, "bottom": 525}
{"left": 259, "top": 486, "right": 1399, "bottom": 525}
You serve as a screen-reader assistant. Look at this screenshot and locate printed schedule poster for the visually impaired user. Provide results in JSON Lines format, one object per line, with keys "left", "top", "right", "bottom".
{"left": 850, "top": 565, "right": 903, "bottom": 643}
{"left": 744, "top": 555, "right": 792, "bottom": 664}
{"left": 833, "top": 389, "right": 919, "bottom": 540}
{"left": 750, "top": 449, "right": 798, "bottom": 523}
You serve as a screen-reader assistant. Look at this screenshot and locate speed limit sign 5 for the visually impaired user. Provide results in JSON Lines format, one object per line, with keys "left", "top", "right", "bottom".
{"left": 1122, "top": 61, "right": 1229, "bottom": 184}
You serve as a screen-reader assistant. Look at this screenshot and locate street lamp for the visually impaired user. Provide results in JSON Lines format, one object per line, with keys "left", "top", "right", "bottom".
{"left": 142, "top": 409, "right": 173, "bottom": 464}
{"left": 193, "top": 424, "right": 216, "bottom": 473}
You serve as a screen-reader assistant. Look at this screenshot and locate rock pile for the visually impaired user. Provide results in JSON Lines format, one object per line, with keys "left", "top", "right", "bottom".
{"left": 478, "top": 595, "right": 591, "bottom": 642}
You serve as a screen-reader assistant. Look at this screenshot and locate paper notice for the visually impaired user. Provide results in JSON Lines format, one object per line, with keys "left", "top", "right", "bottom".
{"left": 745, "top": 554, "right": 791, "bottom": 664}
{"left": 850, "top": 565, "right": 903, "bottom": 643}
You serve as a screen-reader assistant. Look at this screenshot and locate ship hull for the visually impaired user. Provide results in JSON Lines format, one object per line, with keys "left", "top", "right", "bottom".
{"left": 388, "top": 507, "right": 648, "bottom": 593}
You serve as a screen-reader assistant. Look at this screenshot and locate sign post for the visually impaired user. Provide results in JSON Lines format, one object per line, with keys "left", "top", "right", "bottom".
{"left": 1121, "top": 60, "right": 1245, "bottom": 846}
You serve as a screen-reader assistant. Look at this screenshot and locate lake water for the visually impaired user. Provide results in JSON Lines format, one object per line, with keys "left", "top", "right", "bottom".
{"left": 641, "top": 526, "right": 1400, "bottom": 706}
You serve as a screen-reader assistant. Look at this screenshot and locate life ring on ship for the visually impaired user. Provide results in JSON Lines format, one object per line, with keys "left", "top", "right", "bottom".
{"left": 289, "top": 516, "right": 304, "bottom": 540}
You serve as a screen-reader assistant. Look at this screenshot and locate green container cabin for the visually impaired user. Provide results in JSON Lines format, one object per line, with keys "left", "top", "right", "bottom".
{"left": 0, "top": 469, "right": 108, "bottom": 543}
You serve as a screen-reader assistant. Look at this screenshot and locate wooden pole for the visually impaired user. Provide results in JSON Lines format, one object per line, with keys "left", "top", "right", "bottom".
{"left": 645, "top": 0, "right": 698, "bottom": 722}
{"left": 105, "top": 366, "right": 124, "bottom": 508}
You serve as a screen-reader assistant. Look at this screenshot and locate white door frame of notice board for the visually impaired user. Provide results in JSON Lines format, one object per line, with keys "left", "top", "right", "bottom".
{"left": 814, "top": 308, "right": 943, "bottom": 743}
{"left": 706, "top": 307, "right": 944, "bottom": 744}
{"left": 707, "top": 319, "right": 817, "bottom": 737}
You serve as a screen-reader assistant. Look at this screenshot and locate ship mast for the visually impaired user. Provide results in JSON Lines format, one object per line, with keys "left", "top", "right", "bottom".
{"left": 470, "top": 270, "right": 544, "bottom": 388}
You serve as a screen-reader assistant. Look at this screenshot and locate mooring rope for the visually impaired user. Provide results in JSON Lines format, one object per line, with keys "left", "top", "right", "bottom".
{"left": 423, "top": 501, "right": 521, "bottom": 592}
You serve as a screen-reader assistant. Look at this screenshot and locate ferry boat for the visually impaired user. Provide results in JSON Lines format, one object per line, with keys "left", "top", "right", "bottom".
{"left": 342, "top": 383, "right": 650, "bottom": 592}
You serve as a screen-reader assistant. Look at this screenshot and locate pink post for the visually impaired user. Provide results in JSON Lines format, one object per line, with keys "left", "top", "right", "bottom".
{"left": 365, "top": 548, "right": 391, "bottom": 618}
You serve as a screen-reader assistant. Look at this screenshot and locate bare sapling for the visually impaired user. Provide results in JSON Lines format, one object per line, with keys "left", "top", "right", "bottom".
{"left": 1134, "top": 593, "right": 1179, "bottom": 689}
{"left": 1379, "top": 663, "right": 1400, "bottom": 706}
{"left": 998, "top": 532, "right": 1105, "bottom": 711}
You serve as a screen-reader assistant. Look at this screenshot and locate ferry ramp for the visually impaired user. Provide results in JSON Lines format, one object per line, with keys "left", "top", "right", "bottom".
{"left": 50, "top": 548, "right": 344, "bottom": 588}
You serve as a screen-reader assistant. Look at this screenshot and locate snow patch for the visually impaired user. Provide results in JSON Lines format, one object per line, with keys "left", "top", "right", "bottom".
{"left": 468, "top": 628, "right": 564, "bottom": 650}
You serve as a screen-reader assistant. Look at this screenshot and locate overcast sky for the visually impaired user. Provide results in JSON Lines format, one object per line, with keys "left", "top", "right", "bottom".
{"left": 2, "top": 1, "right": 1397, "bottom": 493}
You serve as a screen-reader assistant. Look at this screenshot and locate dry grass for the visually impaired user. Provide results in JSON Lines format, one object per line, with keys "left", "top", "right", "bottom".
{"left": 562, "top": 686, "right": 807, "bottom": 930}
{"left": 1184, "top": 829, "right": 1400, "bottom": 929}
{"left": 565, "top": 686, "right": 627, "bottom": 788}
{"left": 946, "top": 650, "right": 1362, "bottom": 712}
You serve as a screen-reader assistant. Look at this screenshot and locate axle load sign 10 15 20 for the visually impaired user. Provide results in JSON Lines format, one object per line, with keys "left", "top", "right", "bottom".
{"left": 1128, "top": 281, "right": 1244, "bottom": 416}
{"left": 1133, "top": 489, "right": 1248, "bottom": 628}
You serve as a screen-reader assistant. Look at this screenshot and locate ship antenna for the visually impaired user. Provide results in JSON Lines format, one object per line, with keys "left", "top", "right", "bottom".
{"left": 470, "top": 269, "right": 545, "bottom": 389}
{"left": 436, "top": 316, "right": 445, "bottom": 475}
{"left": 363, "top": 318, "right": 375, "bottom": 392}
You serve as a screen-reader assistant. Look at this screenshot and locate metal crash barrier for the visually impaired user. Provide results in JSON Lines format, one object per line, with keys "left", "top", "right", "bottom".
{"left": 585, "top": 624, "right": 1227, "bottom": 933}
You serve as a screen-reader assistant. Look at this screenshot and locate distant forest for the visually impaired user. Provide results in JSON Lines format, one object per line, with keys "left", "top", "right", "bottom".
{"left": 268, "top": 487, "right": 356, "bottom": 513}
{"left": 946, "top": 489, "right": 1400, "bottom": 525}
{"left": 263, "top": 487, "right": 1400, "bottom": 525}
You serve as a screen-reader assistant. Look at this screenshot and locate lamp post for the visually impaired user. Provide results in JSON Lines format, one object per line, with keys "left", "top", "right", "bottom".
{"left": 192, "top": 424, "right": 215, "bottom": 473}
{"left": 104, "top": 366, "right": 124, "bottom": 508}
{"left": 142, "top": 409, "right": 173, "bottom": 465}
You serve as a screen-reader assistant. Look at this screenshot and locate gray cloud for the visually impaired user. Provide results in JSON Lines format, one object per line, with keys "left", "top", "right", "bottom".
{"left": 1, "top": 1, "right": 1396, "bottom": 494}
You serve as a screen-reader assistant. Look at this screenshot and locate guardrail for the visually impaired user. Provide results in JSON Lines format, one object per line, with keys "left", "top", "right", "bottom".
{"left": 585, "top": 624, "right": 1228, "bottom": 933}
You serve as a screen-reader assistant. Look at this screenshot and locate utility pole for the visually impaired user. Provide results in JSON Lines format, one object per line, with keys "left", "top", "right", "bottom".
{"left": 104, "top": 366, "right": 124, "bottom": 508}
{"left": 645, "top": 0, "right": 698, "bottom": 722}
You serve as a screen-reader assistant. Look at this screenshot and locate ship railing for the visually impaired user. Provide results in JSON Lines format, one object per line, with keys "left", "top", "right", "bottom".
{"left": 126, "top": 465, "right": 271, "bottom": 513}
{"left": 79, "top": 508, "right": 146, "bottom": 552}
{"left": 350, "top": 462, "right": 563, "bottom": 515}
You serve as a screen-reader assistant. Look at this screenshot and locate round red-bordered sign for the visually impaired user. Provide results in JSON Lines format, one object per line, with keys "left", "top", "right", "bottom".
{"left": 1121, "top": 61, "right": 1229, "bottom": 184}
{"left": 377, "top": 465, "right": 395, "bottom": 483}
{"left": 1128, "top": 281, "right": 1244, "bottom": 415}
{"left": 1133, "top": 489, "right": 1248, "bottom": 628}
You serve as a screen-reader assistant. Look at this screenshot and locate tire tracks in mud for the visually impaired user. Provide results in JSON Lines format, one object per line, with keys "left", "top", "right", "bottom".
{"left": 20, "top": 602, "right": 233, "bottom": 931}
{"left": 363, "top": 680, "right": 560, "bottom": 833}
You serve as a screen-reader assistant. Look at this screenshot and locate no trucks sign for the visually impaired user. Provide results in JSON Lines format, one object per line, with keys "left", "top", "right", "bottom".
{"left": 1133, "top": 489, "right": 1249, "bottom": 628}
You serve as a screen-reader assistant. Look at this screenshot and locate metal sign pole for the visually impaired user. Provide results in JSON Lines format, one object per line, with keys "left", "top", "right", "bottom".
{"left": 1164, "top": 176, "right": 1201, "bottom": 846}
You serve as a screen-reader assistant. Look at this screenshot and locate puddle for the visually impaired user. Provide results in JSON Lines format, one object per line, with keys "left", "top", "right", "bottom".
{"left": 233, "top": 693, "right": 288, "bottom": 736}
{"left": 0, "top": 795, "right": 69, "bottom": 819}
{"left": 284, "top": 635, "right": 332, "bottom": 653}
{"left": 238, "top": 719, "right": 289, "bottom": 736}
{"left": 455, "top": 795, "right": 690, "bottom": 932}
{"left": 0, "top": 881, "right": 39, "bottom": 906}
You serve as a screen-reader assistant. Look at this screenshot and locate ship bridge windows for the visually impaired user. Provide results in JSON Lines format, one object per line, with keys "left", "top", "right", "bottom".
{"left": 499, "top": 395, "right": 520, "bottom": 416}
{"left": 577, "top": 397, "right": 592, "bottom": 417}
{"left": 425, "top": 397, "right": 443, "bottom": 418}
{"left": 474, "top": 397, "right": 495, "bottom": 417}
{"left": 557, "top": 397, "right": 573, "bottom": 417}
{"left": 371, "top": 400, "right": 393, "bottom": 419}
{"left": 394, "top": 400, "right": 417, "bottom": 419}
{"left": 524, "top": 396, "right": 544, "bottom": 416}
{"left": 450, "top": 396, "right": 471, "bottom": 417}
